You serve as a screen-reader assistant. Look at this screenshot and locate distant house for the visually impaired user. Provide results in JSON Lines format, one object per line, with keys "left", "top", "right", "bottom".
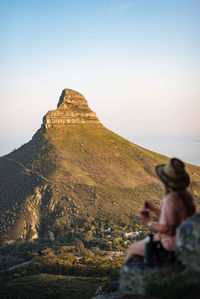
{"left": 123, "top": 231, "right": 142, "bottom": 238}
{"left": 104, "top": 227, "right": 111, "bottom": 233}
{"left": 103, "top": 251, "right": 126, "bottom": 259}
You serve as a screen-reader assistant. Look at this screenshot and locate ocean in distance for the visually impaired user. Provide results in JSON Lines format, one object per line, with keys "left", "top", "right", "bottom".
{"left": 131, "top": 136, "right": 200, "bottom": 167}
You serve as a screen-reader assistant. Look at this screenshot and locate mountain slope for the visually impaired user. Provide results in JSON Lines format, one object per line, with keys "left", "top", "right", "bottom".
{"left": 0, "top": 89, "right": 199, "bottom": 243}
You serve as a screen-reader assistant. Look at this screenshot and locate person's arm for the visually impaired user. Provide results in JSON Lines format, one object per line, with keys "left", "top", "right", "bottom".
{"left": 140, "top": 213, "right": 176, "bottom": 236}
{"left": 144, "top": 200, "right": 161, "bottom": 217}
{"left": 147, "top": 222, "right": 175, "bottom": 236}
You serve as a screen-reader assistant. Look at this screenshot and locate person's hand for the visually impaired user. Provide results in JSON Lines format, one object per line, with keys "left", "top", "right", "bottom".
{"left": 143, "top": 200, "right": 154, "bottom": 211}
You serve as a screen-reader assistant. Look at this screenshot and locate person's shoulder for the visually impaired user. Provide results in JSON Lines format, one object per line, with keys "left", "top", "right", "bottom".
{"left": 164, "top": 192, "right": 180, "bottom": 205}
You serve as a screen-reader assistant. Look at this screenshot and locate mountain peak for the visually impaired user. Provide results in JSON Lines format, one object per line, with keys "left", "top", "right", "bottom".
{"left": 43, "top": 89, "right": 101, "bottom": 129}
{"left": 57, "top": 89, "right": 88, "bottom": 108}
{"left": 0, "top": 88, "right": 200, "bottom": 244}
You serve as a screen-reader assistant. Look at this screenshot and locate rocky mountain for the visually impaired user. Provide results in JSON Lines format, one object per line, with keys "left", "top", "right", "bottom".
{"left": 43, "top": 89, "right": 101, "bottom": 128}
{"left": 0, "top": 89, "right": 200, "bottom": 244}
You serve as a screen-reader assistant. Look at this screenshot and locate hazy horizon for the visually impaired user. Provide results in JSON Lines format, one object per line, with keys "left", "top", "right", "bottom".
{"left": 0, "top": 124, "right": 199, "bottom": 166}
{"left": 1, "top": 0, "right": 199, "bottom": 165}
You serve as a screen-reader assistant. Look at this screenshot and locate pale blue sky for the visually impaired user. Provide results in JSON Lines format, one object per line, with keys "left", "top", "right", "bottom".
{"left": 1, "top": 0, "right": 200, "bottom": 164}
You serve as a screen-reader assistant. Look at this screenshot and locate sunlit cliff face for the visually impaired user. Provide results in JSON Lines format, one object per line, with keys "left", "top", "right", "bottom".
{"left": 43, "top": 89, "right": 101, "bottom": 129}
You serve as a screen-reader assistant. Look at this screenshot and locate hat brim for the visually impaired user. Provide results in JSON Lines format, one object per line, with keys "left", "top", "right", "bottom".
{"left": 156, "top": 165, "right": 190, "bottom": 191}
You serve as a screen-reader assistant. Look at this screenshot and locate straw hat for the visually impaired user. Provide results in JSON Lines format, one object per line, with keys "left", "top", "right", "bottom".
{"left": 156, "top": 158, "right": 190, "bottom": 191}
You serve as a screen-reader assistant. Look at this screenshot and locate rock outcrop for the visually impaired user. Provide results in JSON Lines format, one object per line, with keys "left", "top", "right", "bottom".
{"left": 176, "top": 213, "right": 200, "bottom": 272}
{"left": 43, "top": 89, "right": 101, "bottom": 129}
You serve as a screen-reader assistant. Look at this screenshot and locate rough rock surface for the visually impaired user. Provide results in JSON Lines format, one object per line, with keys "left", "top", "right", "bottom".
{"left": 119, "top": 261, "right": 179, "bottom": 295}
{"left": 176, "top": 213, "right": 200, "bottom": 272}
{"left": 43, "top": 89, "right": 101, "bottom": 128}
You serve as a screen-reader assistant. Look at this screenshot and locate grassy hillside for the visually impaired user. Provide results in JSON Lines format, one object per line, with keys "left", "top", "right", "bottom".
{"left": 0, "top": 124, "right": 200, "bottom": 243}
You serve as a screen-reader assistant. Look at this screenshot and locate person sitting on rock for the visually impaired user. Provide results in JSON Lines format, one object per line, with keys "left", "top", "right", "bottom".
{"left": 127, "top": 158, "right": 196, "bottom": 260}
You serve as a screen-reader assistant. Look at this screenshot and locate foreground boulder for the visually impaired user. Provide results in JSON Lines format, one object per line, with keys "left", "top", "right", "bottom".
{"left": 176, "top": 213, "right": 200, "bottom": 272}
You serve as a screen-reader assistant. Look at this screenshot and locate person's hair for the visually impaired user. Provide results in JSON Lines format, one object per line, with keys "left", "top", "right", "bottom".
{"left": 163, "top": 184, "right": 196, "bottom": 216}
{"left": 177, "top": 190, "right": 196, "bottom": 216}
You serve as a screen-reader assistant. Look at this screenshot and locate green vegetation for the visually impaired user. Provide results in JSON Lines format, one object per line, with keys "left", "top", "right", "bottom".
{"left": 0, "top": 242, "right": 124, "bottom": 298}
{"left": 0, "top": 218, "right": 148, "bottom": 271}
{"left": 0, "top": 274, "right": 107, "bottom": 299}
